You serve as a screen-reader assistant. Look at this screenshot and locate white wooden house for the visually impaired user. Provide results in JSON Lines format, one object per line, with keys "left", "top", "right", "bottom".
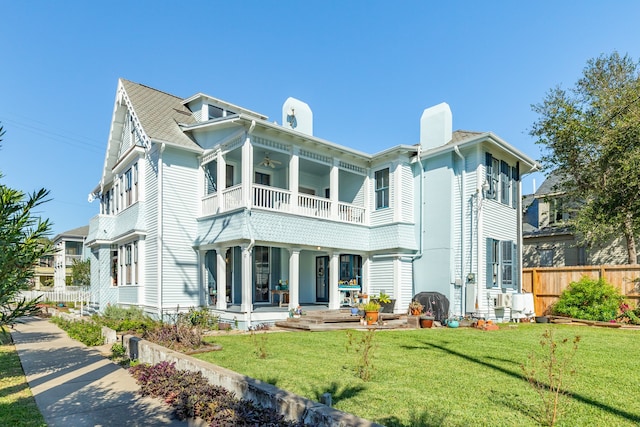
{"left": 86, "top": 79, "right": 537, "bottom": 326}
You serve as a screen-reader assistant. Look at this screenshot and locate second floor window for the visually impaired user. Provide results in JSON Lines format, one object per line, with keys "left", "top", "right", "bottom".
{"left": 485, "top": 153, "right": 519, "bottom": 207}
{"left": 119, "top": 162, "right": 139, "bottom": 211}
{"left": 375, "top": 168, "right": 389, "bottom": 209}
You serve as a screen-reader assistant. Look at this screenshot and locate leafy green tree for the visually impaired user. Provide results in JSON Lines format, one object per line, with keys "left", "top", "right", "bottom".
{"left": 0, "top": 123, "right": 53, "bottom": 332}
{"left": 71, "top": 258, "right": 90, "bottom": 287}
{"left": 530, "top": 52, "right": 640, "bottom": 263}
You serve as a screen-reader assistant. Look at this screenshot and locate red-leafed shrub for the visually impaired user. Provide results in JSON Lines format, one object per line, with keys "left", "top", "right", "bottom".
{"left": 129, "top": 362, "right": 308, "bottom": 426}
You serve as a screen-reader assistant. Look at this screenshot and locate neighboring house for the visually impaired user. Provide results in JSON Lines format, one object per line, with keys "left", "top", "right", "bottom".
{"left": 53, "top": 225, "right": 89, "bottom": 289}
{"left": 522, "top": 174, "right": 631, "bottom": 266}
{"left": 33, "top": 250, "right": 54, "bottom": 289}
{"left": 86, "top": 79, "right": 537, "bottom": 327}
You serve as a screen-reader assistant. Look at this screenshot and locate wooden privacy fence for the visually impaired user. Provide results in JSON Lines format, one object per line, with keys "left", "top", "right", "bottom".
{"left": 522, "top": 265, "right": 640, "bottom": 316}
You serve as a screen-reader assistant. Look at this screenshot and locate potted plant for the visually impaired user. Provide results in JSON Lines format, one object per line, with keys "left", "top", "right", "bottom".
{"left": 361, "top": 301, "right": 381, "bottom": 325}
{"left": 373, "top": 292, "right": 396, "bottom": 313}
{"left": 289, "top": 306, "right": 304, "bottom": 318}
{"left": 420, "top": 310, "right": 434, "bottom": 328}
{"left": 408, "top": 300, "right": 423, "bottom": 316}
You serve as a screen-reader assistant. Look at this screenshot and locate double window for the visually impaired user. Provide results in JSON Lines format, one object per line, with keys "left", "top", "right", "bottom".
{"left": 375, "top": 168, "right": 389, "bottom": 209}
{"left": 113, "top": 240, "right": 140, "bottom": 286}
{"left": 485, "top": 153, "right": 519, "bottom": 208}
{"left": 486, "top": 238, "right": 517, "bottom": 289}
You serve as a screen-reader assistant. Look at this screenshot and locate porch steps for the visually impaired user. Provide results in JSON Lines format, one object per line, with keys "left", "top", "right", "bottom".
{"left": 275, "top": 309, "right": 415, "bottom": 332}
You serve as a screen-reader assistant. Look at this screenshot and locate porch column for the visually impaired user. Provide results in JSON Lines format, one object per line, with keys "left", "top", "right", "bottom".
{"left": 241, "top": 134, "right": 253, "bottom": 208}
{"left": 216, "top": 247, "right": 228, "bottom": 310}
{"left": 289, "top": 148, "right": 299, "bottom": 214}
{"left": 330, "top": 159, "right": 339, "bottom": 219}
{"left": 216, "top": 150, "right": 226, "bottom": 212}
{"left": 199, "top": 250, "right": 207, "bottom": 306}
{"left": 362, "top": 255, "right": 370, "bottom": 296}
{"left": 288, "top": 248, "right": 300, "bottom": 308}
{"left": 241, "top": 244, "right": 253, "bottom": 312}
{"left": 328, "top": 252, "right": 340, "bottom": 309}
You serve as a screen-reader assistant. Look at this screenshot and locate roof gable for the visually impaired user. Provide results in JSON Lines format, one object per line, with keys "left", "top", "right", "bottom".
{"left": 120, "top": 79, "right": 199, "bottom": 150}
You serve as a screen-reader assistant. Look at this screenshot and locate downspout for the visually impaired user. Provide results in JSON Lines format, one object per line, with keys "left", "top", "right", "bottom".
{"left": 246, "top": 120, "right": 256, "bottom": 254}
{"left": 411, "top": 146, "right": 425, "bottom": 299}
{"left": 245, "top": 121, "right": 256, "bottom": 327}
{"left": 453, "top": 146, "right": 466, "bottom": 315}
{"left": 158, "top": 143, "right": 166, "bottom": 319}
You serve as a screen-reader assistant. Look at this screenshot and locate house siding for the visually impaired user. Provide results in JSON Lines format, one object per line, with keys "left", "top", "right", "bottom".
{"left": 400, "top": 163, "right": 414, "bottom": 223}
{"left": 369, "top": 259, "right": 394, "bottom": 297}
{"left": 144, "top": 145, "right": 160, "bottom": 309}
{"left": 160, "top": 147, "right": 201, "bottom": 309}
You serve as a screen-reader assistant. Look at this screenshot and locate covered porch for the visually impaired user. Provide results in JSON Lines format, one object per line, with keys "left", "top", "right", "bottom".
{"left": 200, "top": 245, "right": 368, "bottom": 323}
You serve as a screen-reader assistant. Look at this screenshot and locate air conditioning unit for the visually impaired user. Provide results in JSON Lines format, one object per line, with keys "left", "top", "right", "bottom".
{"left": 494, "top": 293, "right": 512, "bottom": 309}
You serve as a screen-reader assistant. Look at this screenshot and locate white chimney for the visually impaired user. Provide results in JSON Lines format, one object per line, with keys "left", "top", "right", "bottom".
{"left": 282, "top": 97, "right": 313, "bottom": 136}
{"left": 420, "top": 102, "right": 452, "bottom": 150}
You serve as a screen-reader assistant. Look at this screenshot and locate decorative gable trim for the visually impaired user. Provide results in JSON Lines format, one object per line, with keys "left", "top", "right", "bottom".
{"left": 118, "top": 84, "right": 151, "bottom": 150}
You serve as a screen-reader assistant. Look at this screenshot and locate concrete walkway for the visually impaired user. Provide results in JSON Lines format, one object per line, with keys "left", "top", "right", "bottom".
{"left": 10, "top": 316, "right": 203, "bottom": 427}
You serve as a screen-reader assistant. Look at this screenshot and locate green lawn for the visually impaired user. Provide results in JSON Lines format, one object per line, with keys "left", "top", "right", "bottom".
{"left": 0, "top": 336, "right": 46, "bottom": 427}
{"left": 198, "top": 324, "right": 640, "bottom": 427}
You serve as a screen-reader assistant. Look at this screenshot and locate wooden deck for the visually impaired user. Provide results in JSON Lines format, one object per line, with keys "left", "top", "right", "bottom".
{"left": 275, "top": 308, "right": 418, "bottom": 331}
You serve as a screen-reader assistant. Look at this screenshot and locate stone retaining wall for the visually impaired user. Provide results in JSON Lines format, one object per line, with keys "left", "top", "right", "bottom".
{"left": 121, "top": 334, "right": 383, "bottom": 427}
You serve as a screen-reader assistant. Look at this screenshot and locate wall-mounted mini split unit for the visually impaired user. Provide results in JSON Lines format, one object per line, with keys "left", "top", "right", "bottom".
{"left": 494, "top": 293, "right": 512, "bottom": 309}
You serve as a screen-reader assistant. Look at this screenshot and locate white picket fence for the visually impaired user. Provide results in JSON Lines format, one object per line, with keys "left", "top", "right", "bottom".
{"left": 19, "top": 288, "right": 93, "bottom": 312}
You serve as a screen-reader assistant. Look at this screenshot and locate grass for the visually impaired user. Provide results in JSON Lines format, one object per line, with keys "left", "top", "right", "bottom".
{"left": 0, "top": 333, "right": 46, "bottom": 427}
{"left": 197, "top": 324, "right": 640, "bottom": 427}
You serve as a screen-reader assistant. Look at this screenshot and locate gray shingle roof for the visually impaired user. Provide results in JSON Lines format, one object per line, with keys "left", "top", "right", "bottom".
{"left": 450, "top": 130, "right": 483, "bottom": 144}
{"left": 121, "top": 79, "right": 201, "bottom": 151}
{"left": 535, "top": 171, "right": 565, "bottom": 196}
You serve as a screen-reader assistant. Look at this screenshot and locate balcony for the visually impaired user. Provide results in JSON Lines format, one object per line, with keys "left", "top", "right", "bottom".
{"left": 201, "top": 184, "right": 366, "bottom": 225}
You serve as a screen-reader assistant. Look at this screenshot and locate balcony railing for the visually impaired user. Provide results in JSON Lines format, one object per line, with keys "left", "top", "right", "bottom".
{"left": 223, "top": 185, "right": 243, "bottom": 210}
{"left": 201, "top": 184, "right": 366, "bottom": 225}
{"left": 298, "top": 193, "right": 331, "bottom": 219}
{"left": 253, "top": 185, "right": 291, "bottom": 212}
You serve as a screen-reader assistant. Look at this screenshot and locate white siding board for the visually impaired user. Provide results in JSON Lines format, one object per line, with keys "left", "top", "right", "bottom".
{"left": 369, "top": 259, "right": 394, "bottom": 297}
{"left": 160, "top": 148, "right": 201, "bottom": 308}
{"left": 400, "top": 163, "right": 414, "bottom": 223}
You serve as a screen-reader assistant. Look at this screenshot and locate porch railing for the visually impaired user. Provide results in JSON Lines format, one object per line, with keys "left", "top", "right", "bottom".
{"left": 201, "top": 184, "right": 365, "bottom": 224}
{"left": 253, "top": 185, "right": 291, "bottom": 212}
{"left": 202, "top": 193, "right": 219, "bottom": 215}
{"left": 338, "top": 202, "right": 366, "bottom": 224}
{"left": 223, "top": 185, "right": 243, "bottom": 210}
{"left": 298, "top": 194, "right": 331, "bottom": 219}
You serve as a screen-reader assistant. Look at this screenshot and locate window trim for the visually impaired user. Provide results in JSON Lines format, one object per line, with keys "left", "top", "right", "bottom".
{"left": 374, "top": 168, "right": 390, "bottom": 209}
{"left": 486, "top": 238, "right": 517, "bottom": 289}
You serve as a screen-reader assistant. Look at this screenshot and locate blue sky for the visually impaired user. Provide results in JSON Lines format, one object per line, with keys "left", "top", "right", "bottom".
{"left": 1, "top": 1, "right": 639, "bottom": 237}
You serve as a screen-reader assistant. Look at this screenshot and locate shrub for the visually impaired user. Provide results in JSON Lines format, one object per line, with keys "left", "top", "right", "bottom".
{"left": 184, "top": 307, "right": 219, "bottom": 329}
{"left": 551, "top": 277, "right": 623, "bottom": 321}
{"left": 94, "top": 305, "right": 158, "bottom": 333}
{"left": 617, "top": 302, "right": 640, "bottom": 324}
{"left": 50, "top": 316, "right": 103, "bottom": 346}
{"left": 111, "top": 342, "right": 126, "bottom": 359}
{"left": 143, "top": 323, "right": 203, "bottom": 352}
{"left": 129, "top": 362, "right": 308, "bottom": 426}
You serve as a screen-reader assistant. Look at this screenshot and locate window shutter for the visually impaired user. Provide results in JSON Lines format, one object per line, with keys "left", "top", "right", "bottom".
{"left": 486, "top": 238, "right": 496, "bottom": 289}
{"left": 512, "top": 242, "right": 518, "bottom": 290}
